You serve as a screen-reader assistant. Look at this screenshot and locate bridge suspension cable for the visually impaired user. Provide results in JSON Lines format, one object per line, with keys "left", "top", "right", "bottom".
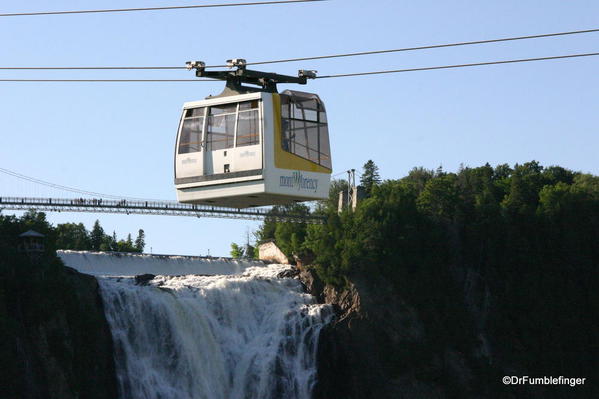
{"left": 0, "top": 166, "right": 168, "bottom": 202}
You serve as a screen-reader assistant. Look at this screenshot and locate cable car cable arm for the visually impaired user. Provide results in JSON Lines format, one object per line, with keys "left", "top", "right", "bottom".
{"left": 186, "top": 59, "right": 316, "bottom": 93}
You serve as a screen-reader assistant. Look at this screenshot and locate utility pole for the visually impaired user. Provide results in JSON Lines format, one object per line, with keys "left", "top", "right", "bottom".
{"left": 244, "top": 227, "right": 252, "bottom": 258}
{"left": 338, "top": 169, "right": 358, "bottom": 213}
{"left": 347, "top": 169, "right": 356, "bottom": 211}
{"left": 347, "top": 169, "right": 358, "bottom": 211}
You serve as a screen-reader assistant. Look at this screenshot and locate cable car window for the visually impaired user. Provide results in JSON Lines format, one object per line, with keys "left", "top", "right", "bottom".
{"left": 280, "top": 91, "right": 331, "bottom": 169}
{"left": 239, "top": 100, "right": 259, "bottom": 111}
{"left": 290, "top": 119, "right": 309, "bottom": 159}
{"left": 281, "top": 97, "right": 290, "bottom": 119}
{"left": 237, "top": 101, "right": 259, "bottom": 147}
{"left": 210, "top": 103, "right": 237, "bottom": 115}
{"left": 305, "top": 121, "right": 320, "bottom": 163}
{"left": 319, "top": 110, "right": 328, "bottom": 123}
{"left": 304, "top": 109, "right": 318, "bottom": 121}
{"left": 185, "top": 108, "right": 204, "bottom": 118}
{"left": 207, "top": 105, "right": 236, "bottom": 151}
{"left": 178, "top": 107, "right": 205, "bottom": 154}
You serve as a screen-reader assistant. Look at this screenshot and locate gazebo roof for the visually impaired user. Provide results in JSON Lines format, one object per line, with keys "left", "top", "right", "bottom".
{"left": 19, "top": 230, "right": 45, "bottom": 238}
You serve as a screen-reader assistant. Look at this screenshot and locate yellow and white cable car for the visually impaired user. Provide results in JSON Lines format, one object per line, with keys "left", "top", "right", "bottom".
{"left": 174, "top": 60, "right": 332, "bottom": 208}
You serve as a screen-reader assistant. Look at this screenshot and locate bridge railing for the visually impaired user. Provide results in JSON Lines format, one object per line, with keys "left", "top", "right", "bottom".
{"left": 0, "top": 197, "right": 325, "bottom": 223}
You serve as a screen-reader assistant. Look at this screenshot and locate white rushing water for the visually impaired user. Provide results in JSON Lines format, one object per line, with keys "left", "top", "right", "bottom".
{"left": 99, "top": 264, "right": 332, "bottom": 399}
{"left": 58, "top": 250, "right": 265, "bottom": 276}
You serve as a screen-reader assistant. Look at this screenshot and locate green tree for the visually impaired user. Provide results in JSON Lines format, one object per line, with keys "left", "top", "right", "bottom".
{"left": 416, "top": 174, "right": 458, "bottom": 220}
{"left": 542, "top": 165, "right": 576, "bottom": 185}
{"left": 20, "top": 210, "right": 55, "bottom": 245}
{"left": 246, "top": 244, "right": 257, "bottom": 259}
{"left": 572, "top": 173, "right": 599, "bottom": 197}
{"left": 111, "top": 231, "right": 118, "bottom": 251}
{"left": 1, "top": 211, "right": 57, "bottom": 255}
{"left": 134, "top": 229, "right": 145, "bottom": 252}
{"left": 328, "top": 178, "right": 349, "bottom": 211}
{"left": 230, "top": 243, "right": 245, "bottom": 258}
{"left": 99, "top": 232, "right": 115, "bottom": 252}
{"left": 360, "top": 160, "right": 381, "bottom": 197}
{"left": 538, "top": 182, "right": 572, "bottom": 216}
{"left": 402, "top": 167, "right": 434, "bottom": 195}
{"left": 253, "top": 203, "right": 311, "bottom": 260}
{"left": 90, "top": 220, "right": 104, "bottom": 250}
{"left": 55, "top": 223, "right": 91, "bottom": 250}
{"left": 501, "top": 161, "right": 544, "bottom": 215}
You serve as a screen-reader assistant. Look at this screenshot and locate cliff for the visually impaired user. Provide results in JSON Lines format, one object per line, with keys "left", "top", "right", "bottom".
{"left": 300, "top": 265, "right": 595, "bottom": 399}
{"left": 0, "top": 254, "right": 117, "bottom": 399}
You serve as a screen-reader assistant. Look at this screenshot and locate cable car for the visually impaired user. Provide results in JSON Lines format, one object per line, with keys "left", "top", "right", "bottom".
{"left": 174, "top": 60, "right": 332, "bottom": 208}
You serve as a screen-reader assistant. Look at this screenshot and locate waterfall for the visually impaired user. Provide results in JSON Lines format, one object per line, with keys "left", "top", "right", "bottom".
{"left": 99, "top": 264, "right": 332, "bottom": 399}
{"left": 58, "top": 250, "right": 265, "bottom": 276}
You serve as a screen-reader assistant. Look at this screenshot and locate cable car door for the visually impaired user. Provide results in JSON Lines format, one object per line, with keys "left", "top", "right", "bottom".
{"left": 176, "top": 107, "right": 205, "bottom": 180}
{"left": 204, "top": 104, "right": 236, "bottom": 177}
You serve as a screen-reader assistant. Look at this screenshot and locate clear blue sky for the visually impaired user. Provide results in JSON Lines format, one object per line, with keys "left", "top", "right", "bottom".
{"left": 1, "top": 0, "right": 597, "bottom": 256}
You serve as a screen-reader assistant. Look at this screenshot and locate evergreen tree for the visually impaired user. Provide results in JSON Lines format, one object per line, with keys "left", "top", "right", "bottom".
{"left": 245, "top": 244, "right": 256, "bottom": 259}
{"left": 111, "top": 231, "right": 118, "bottom": 251}
{"left": 134, "top": 229, "right": 145, "bottom": 252}
{"left": 360, "top": 160, "right": 381, "bottom": 197}
{"left": 90, "top": 220, "right": 104, "bottom": 250}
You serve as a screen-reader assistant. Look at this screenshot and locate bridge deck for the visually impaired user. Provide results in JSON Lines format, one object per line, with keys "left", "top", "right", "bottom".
{"left": 0, "top": 197, "right": 325, "bottom": 223}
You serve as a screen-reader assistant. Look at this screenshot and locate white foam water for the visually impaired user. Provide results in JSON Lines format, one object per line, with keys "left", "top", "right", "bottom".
{"left": 58, "top": 250, "right": 265, "bottom": 276}
{"left": 99, "top": 264, "right": 332, "bottom": 399}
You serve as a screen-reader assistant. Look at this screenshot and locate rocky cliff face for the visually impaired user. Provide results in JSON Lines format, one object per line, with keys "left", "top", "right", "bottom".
{"left": 300, "top": 266, "right": 594, "bottom": 399}
{"left": 302, "top": 268, "right": 451, "bottom": 398}
{"left": 0, "top": 256, "right": 117, "bottom": 399}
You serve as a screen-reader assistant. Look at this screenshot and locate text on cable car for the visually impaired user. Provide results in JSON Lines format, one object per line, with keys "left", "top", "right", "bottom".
{"left": 280, "top": 171, "right": 318, "bottom": 192}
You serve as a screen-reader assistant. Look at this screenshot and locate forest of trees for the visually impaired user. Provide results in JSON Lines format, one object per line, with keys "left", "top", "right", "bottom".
{"left": 0, "top": 211, "right": 145, "bottom": 253}
{"left": 253, "top": 160, "right": 598, "bottom": 383}
{"left": 257, "top": 160, "right": 598, "bottom": 281}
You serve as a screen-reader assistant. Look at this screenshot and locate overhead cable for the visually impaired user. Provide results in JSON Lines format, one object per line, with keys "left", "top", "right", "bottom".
{"left": 0, "top": 167, "right": 171, "bottom": 202}
{"left": 0, "top": 79, "right": 206, "bottom": 82}
{"left": 0, "top": 52, "right": 596, "bottom": 82}
{"left": 0, "top": 66, "right": 185, "bottom": 71}
{"left": 1, "top": 28, "right": 597, "bottom": 70}
{"left": 0, "top": 0, "right": 325, "bottom": 17}
{"left": 233, "top": 28, "right": 599, "bottom": 68}
{"left": 316, "top": 52, "right": 599, "bottom": 79}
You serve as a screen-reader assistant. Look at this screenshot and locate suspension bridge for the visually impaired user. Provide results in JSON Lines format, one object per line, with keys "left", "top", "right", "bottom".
{"left": 0, "top": 168, "right": 325, "bottom": 223}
